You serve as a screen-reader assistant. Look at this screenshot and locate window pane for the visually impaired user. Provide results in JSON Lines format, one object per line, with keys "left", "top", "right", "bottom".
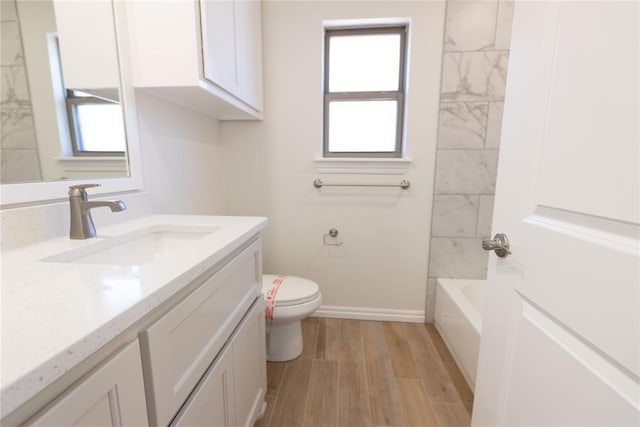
{"left": 76, "top": 104, "right": 126, "bottom": 152}
{"left": 328, "top": 100, "right": 397, "bottom": 152}
{"left": 329, "top": 34, "right": 401, "bottom": 92}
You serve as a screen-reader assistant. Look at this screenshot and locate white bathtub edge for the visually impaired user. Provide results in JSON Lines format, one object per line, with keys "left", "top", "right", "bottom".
{"left": 434, "top": 278, "right": 486, "bottom": 391}
{"left": 434, "top": 321, "right": 477, "bottom": 391}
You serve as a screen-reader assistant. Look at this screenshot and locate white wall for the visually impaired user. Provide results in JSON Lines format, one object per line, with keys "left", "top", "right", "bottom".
{"left": 221, "top": 1, "right": 445, "bottom": 319}
{"left": 1, "top": 92, "right": 227, "bottom": 249}
{"left": 136, "top": 92, "right": 226, "bottom": 215}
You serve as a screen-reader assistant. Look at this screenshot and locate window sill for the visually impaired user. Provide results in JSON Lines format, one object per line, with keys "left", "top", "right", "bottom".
{"left": 314, "top": 157, "right": 411, "bottom": 174}
{"left": 56, "top": 156, "right": 127, "bottom": 175}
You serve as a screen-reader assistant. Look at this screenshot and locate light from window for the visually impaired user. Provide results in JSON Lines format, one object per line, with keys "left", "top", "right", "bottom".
{"left": 75, "top": 103, "right": 126, "bottom": 152}
{"left": 66, "top": 89, "right": 126, "bottom": 156}
{"left": 328, "top": 100, "right": 398, "bottom": 152}
{"left": 329, "top": 34, "right": 401, "bottom": 92}
{"left": 324, "top": 26, "right": 407, "bottom": 158}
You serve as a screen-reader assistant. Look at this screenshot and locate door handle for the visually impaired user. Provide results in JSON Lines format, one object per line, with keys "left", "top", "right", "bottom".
{"left": 482, "top": 233, "right": 511, "bottom": 258}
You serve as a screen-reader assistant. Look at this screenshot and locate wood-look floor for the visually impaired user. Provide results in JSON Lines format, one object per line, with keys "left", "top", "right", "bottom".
{"left": 255, "top": 318, "right": 473, "bottom": 427}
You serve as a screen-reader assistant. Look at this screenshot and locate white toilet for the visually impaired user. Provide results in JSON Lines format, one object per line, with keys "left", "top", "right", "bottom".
{"left": 262, "top": 274, "right": 322, "bottom": 362}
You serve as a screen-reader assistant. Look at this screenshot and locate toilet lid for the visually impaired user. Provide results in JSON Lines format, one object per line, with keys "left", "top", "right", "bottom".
{"left": 262, "top": 275, "right": 321, "bottom": 307}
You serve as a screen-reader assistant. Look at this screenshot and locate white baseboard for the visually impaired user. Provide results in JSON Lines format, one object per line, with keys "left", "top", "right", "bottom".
{"left": 311, "top": 305, "right": 425, "bottom": 323}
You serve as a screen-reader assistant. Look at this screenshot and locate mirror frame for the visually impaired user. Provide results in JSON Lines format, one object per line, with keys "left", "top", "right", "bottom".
{"left": 0, "top": 0, "right": 143, "bottom": 206}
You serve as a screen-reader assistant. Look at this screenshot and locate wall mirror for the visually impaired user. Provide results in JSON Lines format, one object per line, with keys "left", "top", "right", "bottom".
{"left": 1, "top": 0, "right": 142, "bottom": 205}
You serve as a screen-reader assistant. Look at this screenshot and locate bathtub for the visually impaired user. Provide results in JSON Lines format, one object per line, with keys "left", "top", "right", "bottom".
{"left": 434, "top": 278, "right": 486, "bottom": 390}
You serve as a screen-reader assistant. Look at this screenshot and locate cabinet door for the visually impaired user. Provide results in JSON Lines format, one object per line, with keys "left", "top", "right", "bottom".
{"left": 200, "top": 0, "right": 263, "bottom": 111}
{"left": 234, "top": 0, "right": 263, "bottom": 111}
{"left": 200, "top": 0, "right": 236, "bottom": 94}
{"left": 233, "top": 299, "right": 267, "bottom": 427}
{"left": 171, "top": 344, "right": 236, "bottom": 427}
{"left": 28, "top": 341, "right": 148, "bottom": 427}
{"left": 140, "top": 240, "right": 261, "bottom": 426}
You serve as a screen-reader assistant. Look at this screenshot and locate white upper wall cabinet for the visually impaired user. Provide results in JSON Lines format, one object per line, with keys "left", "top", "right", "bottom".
{"left": 127, "top": 0, "right": 263, "bottom": 120}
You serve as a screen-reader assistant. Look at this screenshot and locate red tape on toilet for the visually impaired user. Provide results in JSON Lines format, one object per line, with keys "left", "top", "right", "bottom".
{"left": 265, "top": 275, "right": 285, "bottom": 323}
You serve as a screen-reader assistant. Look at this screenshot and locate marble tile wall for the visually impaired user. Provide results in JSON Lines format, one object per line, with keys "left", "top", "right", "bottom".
{"left": 426, "top": 0, "right": 513, "bottom": 320}
{"left": 1, "top": 0, "right": 42, "bottom": 182}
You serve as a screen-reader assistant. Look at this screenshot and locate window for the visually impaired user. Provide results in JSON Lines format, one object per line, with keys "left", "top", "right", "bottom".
{"left": 66, "top": 89, "right": 126, "bottom": 156}
{"left": 323, "top": 26, "right": 407, "bottom": 158}
{"left": 49, "top": 34, "right": 126, "bottom": 157}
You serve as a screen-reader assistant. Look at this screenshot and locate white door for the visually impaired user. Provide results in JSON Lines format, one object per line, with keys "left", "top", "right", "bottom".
{"left": 473, "top": 2, "right": 640, "bottom": 426}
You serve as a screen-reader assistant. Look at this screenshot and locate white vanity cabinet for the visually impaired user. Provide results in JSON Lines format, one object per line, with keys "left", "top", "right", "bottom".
{"left": 127, "top": 0, "right": 263, "bottom": 120}
{"left": 141, "top": 238, "right": 266, "bottom": 426}
{"left": 27, "top": 341, "right": 148, "bottom": 426}
{"left": 1, "top": 216, "right": 268, "bottom": 427}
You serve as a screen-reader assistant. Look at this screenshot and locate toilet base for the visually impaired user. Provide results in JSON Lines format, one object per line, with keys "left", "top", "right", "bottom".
{"left": 265, "top": 321, "right": 303, "bottom": 362}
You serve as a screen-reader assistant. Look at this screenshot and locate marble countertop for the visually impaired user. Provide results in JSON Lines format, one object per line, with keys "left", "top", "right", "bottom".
{"left": 0, "top": 214, "right": 267, "bottom": 418}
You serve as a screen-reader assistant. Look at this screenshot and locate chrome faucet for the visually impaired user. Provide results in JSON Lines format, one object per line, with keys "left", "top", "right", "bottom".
{"left": 69, "top": 184, "right": 126, "bottom": 239}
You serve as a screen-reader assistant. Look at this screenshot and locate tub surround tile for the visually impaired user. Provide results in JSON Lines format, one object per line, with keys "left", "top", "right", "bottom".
{"left": 429, "top": 237, "right": 489, "bottom": 279}
{"left": 1, "top": 107, "right": 36, "bottom": 149}
{"left": 485, "top": 101, "right": 504, "bottom": 148}
{"left": 441, "top": 51, "right": 509, "bottom": 102}
{"left": 438, "top": 102, "right": 488, "bottom": 149}
{"left": 1, "top": 0, "right": 18, "bottom": 22}
{"left": 1, "top": 66, "right": 31, "bottom": 105}
{"left": 429, "top": 0, "right": 513, "bottom": 316}
{"left": 477, "top": 196, "right": 495, "bottom": 238}
{"left": 495, "top": 0, "right": 515, "bottom": 50}
{"left": 1, "top": 22, "right": 23, "bottom": 66}
{"left": 445, "top": 0, "right": 498, "bottom": 52}
{"left": 435, "top": 149, "right": 499, "bottom": 194}
{"left": 432, "top": 195, "right": 479, "bottom": 237}
{"left": 0, "top": 148, "right": 41, "bottom": 182}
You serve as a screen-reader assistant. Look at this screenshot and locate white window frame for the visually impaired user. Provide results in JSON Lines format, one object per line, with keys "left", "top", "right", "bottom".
{"left": 323, "top": 26, "right": 408, "bottom": 159}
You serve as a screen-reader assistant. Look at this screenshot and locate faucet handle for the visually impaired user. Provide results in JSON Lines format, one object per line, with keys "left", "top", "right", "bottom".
{"left": 68, "top": 183, "right": 101, "bottom": 196}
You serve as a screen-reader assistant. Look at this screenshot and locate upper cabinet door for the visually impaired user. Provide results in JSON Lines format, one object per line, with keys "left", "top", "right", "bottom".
{"left": 234, "top": 0, "right": 263, "bottom": 111}
{"left": 200, "top": 0, "right": 264, "bottom": 111}
{"left": 128, "top": 0, "right": 263, "bottom": 119}
{"left": 200, "top": 0, "right": 236, "bottom": 94}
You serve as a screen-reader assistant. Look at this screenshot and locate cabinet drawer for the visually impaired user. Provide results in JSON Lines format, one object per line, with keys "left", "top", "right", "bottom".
{"left": 141, "top": 239, "right": 262, "bottom": 426}
{"left": 28, "top": 340, "right": 148, "bottom": 427}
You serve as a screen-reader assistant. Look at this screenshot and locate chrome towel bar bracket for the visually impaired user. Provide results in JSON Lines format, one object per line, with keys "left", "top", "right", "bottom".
{"left": 313, "top": 179, "right": 410, "bottom": 190}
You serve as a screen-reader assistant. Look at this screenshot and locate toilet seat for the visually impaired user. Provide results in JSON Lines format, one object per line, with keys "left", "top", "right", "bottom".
{"left": 262, "top": 275, "right": 321, "bottom": 307}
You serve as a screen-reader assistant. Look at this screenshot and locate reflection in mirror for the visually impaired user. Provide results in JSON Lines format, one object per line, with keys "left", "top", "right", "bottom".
{"left": 0, "top": 0, "right": 129, "bottom": 184}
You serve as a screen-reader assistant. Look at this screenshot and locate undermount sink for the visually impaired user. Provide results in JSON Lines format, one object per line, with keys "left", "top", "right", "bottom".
{"left": 44, "top": 225, "right": 220, "bottom": 266}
